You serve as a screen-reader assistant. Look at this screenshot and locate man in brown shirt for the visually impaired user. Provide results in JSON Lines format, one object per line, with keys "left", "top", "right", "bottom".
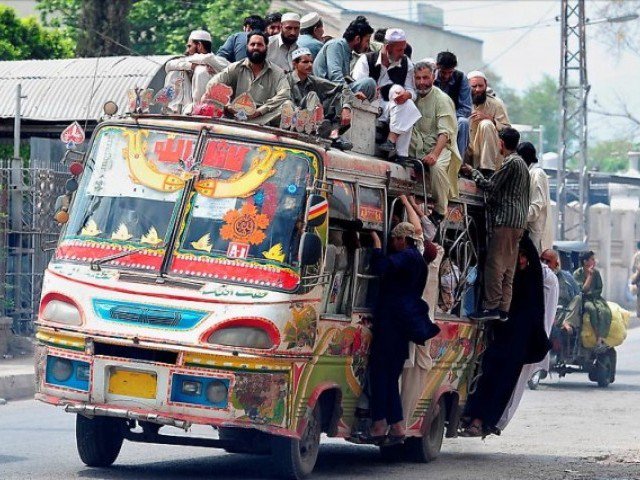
{"left": 466, "top": 70, "right": 510, "bottom": 173}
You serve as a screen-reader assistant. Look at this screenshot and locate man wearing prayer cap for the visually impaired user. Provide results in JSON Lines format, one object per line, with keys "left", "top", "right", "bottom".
{"left": 352, "top": 28, "right": 421, "bottom": 161}
{"left": 297, "top": 12, "right": 324, "bottom": 59}
{"left": 286, "top": 47, "right": 355, "bottom": 148}
{"left": 164, "top": 29, "right": 229, "bottom": 114}
{"left": 466, "top": 70, "right": 511, "bottom": 172}
{"left": 267, "top": 12, "right": 301, "bottom": 72}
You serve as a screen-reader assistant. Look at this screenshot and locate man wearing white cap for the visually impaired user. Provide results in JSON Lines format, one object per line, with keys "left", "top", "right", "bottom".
{"left": 287, "top": 47, "right": 354, "bottom": 147}
{"left": 267, "top": 12, "right": 300, "bottom": 72}
{"left": 164, "top": 29, "right": 229, "bottom": 114}
{"left": 297, "top": 12, "right": 324, "bottom": 59}
{"left": 467, "top": 70, "right": 510, "bottom": 172}
{"left": 352, "top": 28, "right": 420, "bottom": 160}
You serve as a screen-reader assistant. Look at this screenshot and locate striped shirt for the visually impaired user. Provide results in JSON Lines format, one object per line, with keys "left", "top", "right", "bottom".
{"left": 471, "top": 152, "right": 530, "bottom": 229}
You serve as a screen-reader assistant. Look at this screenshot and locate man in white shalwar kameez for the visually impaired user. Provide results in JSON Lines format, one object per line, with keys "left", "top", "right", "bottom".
{"left": 352, "top": 28, "right": 421, "bottom": 159}
{"left": 164, "top": 30, "right": 229, "bottom": 114}
{"left": 497, "top": 260, "right": 558, "bottom": 430}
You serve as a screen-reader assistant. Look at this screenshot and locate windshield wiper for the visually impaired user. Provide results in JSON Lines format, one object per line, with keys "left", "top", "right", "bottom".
{"left": 90, "top": 244, "right": 165, "bottom": 271}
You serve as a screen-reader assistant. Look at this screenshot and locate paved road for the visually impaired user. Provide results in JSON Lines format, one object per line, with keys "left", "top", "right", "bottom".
{"left": 1, "top": 328, "right": 639, "bottom": 480}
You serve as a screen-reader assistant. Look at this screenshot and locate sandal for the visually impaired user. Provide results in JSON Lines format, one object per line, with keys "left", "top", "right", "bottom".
{"left": 459, "top": 424, "right": 483, "bottom": 437}
{"left": 358, "top": 431, "right": 388, "bottom": 445}
{"left": 383, "top": 434, "right": 406, "bottom": 446}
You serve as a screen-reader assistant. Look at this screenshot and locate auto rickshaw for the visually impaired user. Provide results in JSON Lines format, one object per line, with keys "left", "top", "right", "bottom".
{"left": 528, "top": 241, "right": 617, "bottom": 389}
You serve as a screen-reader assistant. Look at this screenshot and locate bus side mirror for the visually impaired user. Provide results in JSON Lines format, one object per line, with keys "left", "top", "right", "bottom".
{"left": 305, "top": 194, "right": 328, "bottom": 228}
{"left": 299, "top": 232, "right": 322, "bottom": 266}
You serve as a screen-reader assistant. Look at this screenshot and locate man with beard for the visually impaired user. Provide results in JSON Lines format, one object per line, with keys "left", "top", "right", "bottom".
{"left": 164, "top": 30, "right": 229, "bottom": 114}
{"left": 466, "top": 70, "right": 510, "bottom": 173}
{"left": 264, "top": 12, "right": 282, "bottom": 37}
{"left": 217, "top": 15, "right": 266, "bottom": 63}
{"left": 434, "top": 51, "right": 472, "bottom": 156}
{"left": 352, "top": 28, "right": 421, "bottom": 161}
{"left": 409, "top": 62, "right": 461, "bottom": 224}
{"left": 267, "top": 12, "right": 300, "bottom": 72}
{"left": 204, "top": 31, "right": 291, "bottom": 126}
{"left": 313, "top": 15, "right": 376, "bottom": 100}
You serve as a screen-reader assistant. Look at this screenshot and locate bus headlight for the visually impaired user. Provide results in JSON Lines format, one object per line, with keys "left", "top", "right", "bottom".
{"left": 51, "top": 357, "right": 73, "bottom": 382}
{"left": 207, "top": 326, "right": 274, "bottom": 349}
{"left": 206, "top": 380, "right": 228, "bottom": 404}
{"left": 41, "top": 299, "right": 82, "bottom": 326}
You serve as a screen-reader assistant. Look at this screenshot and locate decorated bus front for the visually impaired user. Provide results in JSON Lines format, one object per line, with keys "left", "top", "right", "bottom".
{"left": 35, "top": 122, "right": 327, "bottom": 434}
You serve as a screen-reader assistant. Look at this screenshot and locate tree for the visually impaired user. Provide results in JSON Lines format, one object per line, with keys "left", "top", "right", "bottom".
{"left": 595, "top": 0, "right": 640, "bottom": 57}
{"left": 588, "top": 138, "right": 638, "bottom": 172}
{"left": 76, "top": 0, "right": 132, "bottom": 57}
{"left": 0, "top": 5, "right": 74, "bottom": 60}
{"left": 37, "top": 0, "right": 270, "bottom": 56}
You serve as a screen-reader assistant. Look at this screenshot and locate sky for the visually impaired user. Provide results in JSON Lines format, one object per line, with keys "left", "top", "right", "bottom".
{"left": 341, "top": 0, "right": 640, "bottom": 144}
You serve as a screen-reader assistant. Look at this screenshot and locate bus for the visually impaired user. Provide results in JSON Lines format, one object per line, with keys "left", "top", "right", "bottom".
{"left": 35, "top": 110, "right": 487, "bottom": 479}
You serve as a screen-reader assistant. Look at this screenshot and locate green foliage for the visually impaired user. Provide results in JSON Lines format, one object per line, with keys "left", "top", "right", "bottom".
{"left": 0, "top": 142, "right": 30, "bottom": 162}
{"left": 588, "top": 138, "right": 638, "bottom": 172}
{"left": 0, "top": 5, "right": 74, "bottom": 60}
{"left": 38, "top": 0, "right": 270, "bottom": 56}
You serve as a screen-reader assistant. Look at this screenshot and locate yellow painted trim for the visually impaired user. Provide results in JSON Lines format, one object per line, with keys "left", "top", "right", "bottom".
{"left": 183, "top": 353, "right": 291, "bottom": 371}
{"left": 36, "top": 331, "right": 85, "bottom": 350}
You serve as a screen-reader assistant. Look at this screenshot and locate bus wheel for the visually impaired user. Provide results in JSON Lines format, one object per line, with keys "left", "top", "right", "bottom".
{"left": 405, "top": 397, "right": 446, "bottom": 463}
{"left": 76, "top": 415, "right": 125, "bottom": 467}
{"left": 271, "top": 405, "right": 321, "bottom": 480}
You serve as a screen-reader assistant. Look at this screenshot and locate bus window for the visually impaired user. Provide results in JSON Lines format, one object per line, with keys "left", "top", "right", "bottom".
{"left": 328, "top": 180, "right": 355, "bottom": 221}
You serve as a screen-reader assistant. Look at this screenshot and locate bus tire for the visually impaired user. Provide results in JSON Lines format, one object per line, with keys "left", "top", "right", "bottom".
{"left": 76, "top": 414, "right": 124, "bottom": 467}
{"left": 405, "top": 397, "right": 446, "bottom": 463}
{"left": 271, "top": 404, "right": 321, "bottom": 480}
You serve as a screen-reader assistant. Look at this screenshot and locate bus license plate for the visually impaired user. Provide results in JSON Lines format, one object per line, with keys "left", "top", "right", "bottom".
{"left": 108, "top": 368, "right": 157, "bottom": 399}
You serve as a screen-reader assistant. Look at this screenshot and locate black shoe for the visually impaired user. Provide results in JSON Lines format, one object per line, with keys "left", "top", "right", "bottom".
{"left": 470, "top": 308, "right": 500, "bottom": 321}
{"left": 429, "top": 211, "right": 445, "bottom": 227}
{"left": 378, "top": 139, "right": 397, "bottom": 153}
{"left": 499, "top": 310, "right": 509, "bottom": 322}
{"left": 332, "top": 137, "right": 353, "bottom": 151}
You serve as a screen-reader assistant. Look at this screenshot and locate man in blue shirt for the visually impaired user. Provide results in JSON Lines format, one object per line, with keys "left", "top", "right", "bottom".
{"left": 297, "top": 12, "right": 324, "bottom": 59}
{"left": 217, "top": 15, "right": 266, "bottom": 63}
{"left": 434, "top": 51, "right": 472, "bottom": 157}
{"left": 312, "top": 15, "right": 376, "bottom": 100}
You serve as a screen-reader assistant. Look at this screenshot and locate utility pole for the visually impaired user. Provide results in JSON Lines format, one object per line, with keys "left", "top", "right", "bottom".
{"left": 557, "top": 0, "right": 590, "bottom": 241}
{"left": 14, "top": 83, "right": 27, "bottom": 160}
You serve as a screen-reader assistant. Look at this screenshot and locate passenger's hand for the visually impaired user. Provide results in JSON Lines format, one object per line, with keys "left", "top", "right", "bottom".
{"left": 224, "top": 105, "right": 238, "bottom": 117}
{"left": 394, "top": 90, "right": 412, "bottom": 105}
{"left": 423, "top": 153, "right": 437, "bottom": 166}
{"left": 460, "top": 164, "right": 473, "bottom": 176}
{"left": 470, "top": 111, "right": 492, "bottom": 124}
{"left": 248, "top": 110, "right": 262, "bottom": 119}
{"left": 354, "top": 91, "right": 368, "bottom": 101}
{"left": 370, "top": 231, "right": 382, "bottom": 249}
{"left": 340, "top": 107, "right": 352, "bottom": 125}
{"left": 399, "top": 194, "right": 408, "bottom": 204}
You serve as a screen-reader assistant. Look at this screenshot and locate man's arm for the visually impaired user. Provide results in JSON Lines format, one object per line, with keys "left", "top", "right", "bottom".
{"left": 165, "top": 56, "right": 190, "bottom": 73}
{"left": 216, "top": 34, "right": 237, "bottom": 62}
{"left": 256, "top": 71, "right": 292, "bottom": 116}
{"left": 527, "top": 169, "right": 547, "bottom": 222}
{"left": 325, "top": 42, "right": 347, "bottom": 83}
{"left": 471, "top": 159, "right": 511, "bottom": 192}
{"left": 457, "top": 75, "right": 472, "bottom": 118}
{"left": 202, "top": 67, "right": 234, "bottom": 102}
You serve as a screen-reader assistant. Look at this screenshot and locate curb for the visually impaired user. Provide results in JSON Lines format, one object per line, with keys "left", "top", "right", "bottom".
{"left": 0, "top": 373, "right": 35, "bottom": 402}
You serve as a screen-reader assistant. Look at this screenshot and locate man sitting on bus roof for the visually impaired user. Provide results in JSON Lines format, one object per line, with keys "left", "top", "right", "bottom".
{"left": 217, "top": 15, "right": 267, "bottom": 63}
{"left": 286, "top": 47, "right": 354, "bottom": 148}
{"left": 313, "top": 16, "right": 376, "bottom": 101}
{"left": 466, "top": 70, "right": 510, "bottom": 173}
{"left": 264, "top": 12, "right": 282, "bottom": 37}
{"left": 409, "top": 62, "right": 461, "bottom": 225}
{"left": 434, "top": 51, "right": 472, "bottom": 157}
{"left": 352, "top": 28, "right": 421, "bottom": 161}
{"left": 164, "top": 30, "right": 229, "bottom": 114}
{"left": 297, "top": 12, "right": 325, "bottom": 59}
{"left": 203, "top": 31, "right": 291, "bottom": 125}
{"left": 266, "top": 12, "right": 300, "bottom": 72}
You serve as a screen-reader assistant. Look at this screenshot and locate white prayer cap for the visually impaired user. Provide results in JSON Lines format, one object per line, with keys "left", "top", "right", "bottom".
{"left": 300, "top": 12, "right": 321, "bottom": 29}
{"left": 281, "top": 12, "right": 301, "bottom": 23}
{"left": 467, "top": 70, "right": 487, "bottom": 81}
{"left": 292, "top": 47, "right": 312, "bottom": 60}
{"left": 420, "top": 57, "right": 437, "bottom": 67}
{"left": 189, "top": 30, "right": 212, "bottom": 43}
{"left": 384, "top": 28, "right": 407, "bottom": 43}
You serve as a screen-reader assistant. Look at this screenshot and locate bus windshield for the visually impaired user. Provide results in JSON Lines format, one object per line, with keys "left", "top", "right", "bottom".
{"left": 56, "top": 125, "right": 317, "bottom": 291}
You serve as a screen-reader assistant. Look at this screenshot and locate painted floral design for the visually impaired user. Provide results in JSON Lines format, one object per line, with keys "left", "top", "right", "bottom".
{"left": 220, "top": 203, "right": 269, "bottom": 245}
{"left": 231, "top": 372, "right": 287, "bottom": 425}
{"left": 283, "top": 305, "right": 317, "bottom": 349}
